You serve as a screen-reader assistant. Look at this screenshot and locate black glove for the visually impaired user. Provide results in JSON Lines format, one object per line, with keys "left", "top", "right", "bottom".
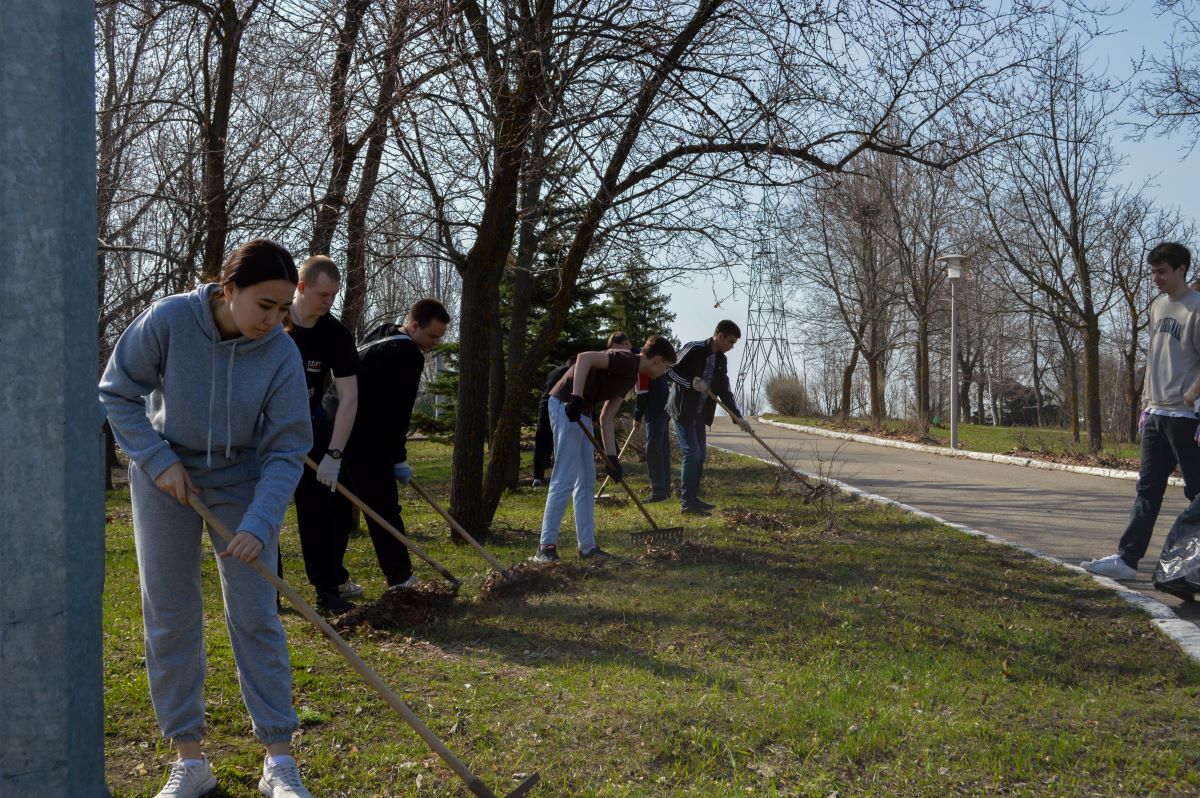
{"left": 604, "top": 454, "right": 623, "bottom": 483}
{"left": 565, "top": 395, "right": 584, "bottom": 423}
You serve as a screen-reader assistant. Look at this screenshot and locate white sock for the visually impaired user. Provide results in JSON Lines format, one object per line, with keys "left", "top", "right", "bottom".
{"left": 181, "top": 758, "right": 204, "bottom": 768}
{"left": 269, "top": 754, "right": 295, "bottom": 767}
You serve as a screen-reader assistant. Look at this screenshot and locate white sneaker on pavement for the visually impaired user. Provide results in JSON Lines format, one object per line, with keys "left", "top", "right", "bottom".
{"left": 259, "top": 755, "right": 313, "bottom": 798}
{"left": 1082, "top": 554, "right": 1138, "bottom": 580}
{"left": 154, "top": 757, "right": 216, "bottom": 798}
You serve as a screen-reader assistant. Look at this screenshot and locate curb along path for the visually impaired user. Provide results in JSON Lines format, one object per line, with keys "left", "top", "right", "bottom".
{"left": 704, "top": 417, "right": 1200, "bottom": 665}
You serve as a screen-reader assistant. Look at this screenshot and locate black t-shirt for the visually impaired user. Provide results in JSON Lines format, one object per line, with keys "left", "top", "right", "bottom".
{"left": 287, "top": 313, "right": 359, "bottom": 418}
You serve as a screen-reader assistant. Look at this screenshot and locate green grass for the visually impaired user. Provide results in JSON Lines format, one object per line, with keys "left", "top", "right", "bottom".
{"left": 104, "top": 443, "right": 1199, "bottom": 797}
{"left": 769, "top": 416, "right": 1142, "bottom": 462}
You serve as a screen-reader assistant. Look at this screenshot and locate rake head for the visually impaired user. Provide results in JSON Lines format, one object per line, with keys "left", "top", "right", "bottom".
{"left": 467, "top": 771, "right": 540, "bottom": 798}
{"left": 628, "top": 526, "right": 686, "bottom": 545}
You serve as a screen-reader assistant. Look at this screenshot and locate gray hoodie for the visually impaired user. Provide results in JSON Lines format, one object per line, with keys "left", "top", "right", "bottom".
{"left": 100, "top": 284, "right": 312, "bottom": 545}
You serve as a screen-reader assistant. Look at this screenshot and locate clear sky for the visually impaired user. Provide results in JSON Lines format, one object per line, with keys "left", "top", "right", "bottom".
{"left": 666, "top": 4, "right": 1199, "bottom": 397}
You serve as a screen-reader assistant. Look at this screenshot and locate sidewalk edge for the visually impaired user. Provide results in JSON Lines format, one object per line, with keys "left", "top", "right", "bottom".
{"left": 757, "top": 418, "right": 1185, "bottom": 488}
{"left": 711, "top": 443, "right": 1200, "bottom": 666}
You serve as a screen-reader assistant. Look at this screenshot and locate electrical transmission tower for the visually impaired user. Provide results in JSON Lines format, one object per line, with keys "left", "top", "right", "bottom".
{"left": 736, "top": 203, "right": 796, "bottom": 415}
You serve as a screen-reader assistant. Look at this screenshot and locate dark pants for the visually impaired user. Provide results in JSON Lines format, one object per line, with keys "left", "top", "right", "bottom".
{"left": 1118, "top": 413, "right": 1200, "bottom": 567}
{"left": 533, "top": 400, "right": 553, "bottom": 481}
{"left": 643, "top": 413, "right": 671, "bottom": 497}
{"left": 343, "top": 448, "right": 414, "bottom": 586}
{"left": 674, "top": 414, "right": 708, "bottom": 509}
{"left": 291, "top": 424, "right": 352, "bottom": 593}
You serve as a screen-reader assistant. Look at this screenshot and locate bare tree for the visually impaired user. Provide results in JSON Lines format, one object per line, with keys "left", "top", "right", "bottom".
{"left": 974, "top": 37, "right": 1127, "bottom": 451}
{"left": 1135, "top": 0, "right": 1200, "bottom": 147}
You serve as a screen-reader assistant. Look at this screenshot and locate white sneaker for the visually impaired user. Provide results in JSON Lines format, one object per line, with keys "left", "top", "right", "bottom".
{"left": 258, "top": 755, "right": 313, "bottom": 798}
{"left": 154, "top": 757, "right": 216, "bottom": 798}
{"left": 1082, "top": 554, "right": 1138, "bottom": 580}
{"left": 385, "top": 574, "right": 419, "bottom": 592}
{"left": 337, "top": 579, "right": 364, "bottom": 598}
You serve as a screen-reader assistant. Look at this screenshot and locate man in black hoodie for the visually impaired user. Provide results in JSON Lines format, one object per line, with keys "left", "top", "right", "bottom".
{"left": 344, "top": 298, "right": 450, "bottom": 590}
{"left": 666, "top": 319, "right": 753, "bottom": 514}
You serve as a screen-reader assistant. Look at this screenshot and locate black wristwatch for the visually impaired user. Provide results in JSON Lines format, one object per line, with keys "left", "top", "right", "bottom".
{"left": 327, "top": 448, "right": 343, "bottom": 460}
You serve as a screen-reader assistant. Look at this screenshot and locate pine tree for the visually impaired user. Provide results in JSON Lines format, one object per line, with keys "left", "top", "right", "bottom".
{"left": 602, "top": 248, "right": 677, "bottom": 347}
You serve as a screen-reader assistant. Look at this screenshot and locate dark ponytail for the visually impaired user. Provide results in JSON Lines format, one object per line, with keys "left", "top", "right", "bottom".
{"left": 220, "top": 239, "right": 299, "bottom": 289}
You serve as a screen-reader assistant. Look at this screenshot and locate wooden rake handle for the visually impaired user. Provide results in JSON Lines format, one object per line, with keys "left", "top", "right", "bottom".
{"left": 304, "top": 456, "right": 459, "bottom": 587}
{"left": 703, "top": 388, "right": 816, "bottom": 492}
{"left": 185, "top": 493, "right": 519, "bottom": 798}
{"left": 595, "top": 421, "right": 638, "bottom": 500}
{"left": 574, "top": 419, "right": 662, "bottom": 532}
{"left": 407, "top": 477, "right": 506, "bottom": 574}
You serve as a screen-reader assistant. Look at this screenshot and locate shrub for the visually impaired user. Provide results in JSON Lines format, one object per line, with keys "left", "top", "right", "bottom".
{"left": 765, "top": 374, "right": 816, "bottom": 417}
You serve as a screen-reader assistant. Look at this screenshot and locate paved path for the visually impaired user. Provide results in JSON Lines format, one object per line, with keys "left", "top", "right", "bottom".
{"left": 705, "top": 417, "right": 1200, "bottom": 626}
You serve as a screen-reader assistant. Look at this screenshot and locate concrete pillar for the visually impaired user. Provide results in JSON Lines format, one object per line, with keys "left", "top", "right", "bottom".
{"left": 0, "top": 2, "right": 108, "bottom": 796}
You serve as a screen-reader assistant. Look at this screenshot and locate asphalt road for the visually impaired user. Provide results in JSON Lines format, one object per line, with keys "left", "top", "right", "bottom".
{"left": 705, "top": 417, "right": 1200, "bottom": 625}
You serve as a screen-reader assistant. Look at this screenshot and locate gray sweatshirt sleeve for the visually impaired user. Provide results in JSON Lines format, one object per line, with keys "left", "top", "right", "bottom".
{"left": 237, "top": 345, "right": 312, "bottom": 545}
{"left": 99, "top": 304, "right": 181, "bottom": 480}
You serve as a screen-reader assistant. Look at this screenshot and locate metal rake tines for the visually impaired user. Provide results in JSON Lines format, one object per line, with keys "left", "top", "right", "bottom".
{"left": 629, "top": 526, "right": 685, "bottom": 545}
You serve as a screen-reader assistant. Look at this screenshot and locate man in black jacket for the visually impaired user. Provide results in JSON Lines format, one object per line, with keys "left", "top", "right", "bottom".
{"left": 667, "top": 320, "right": 753, "bottom": 514}
{"left": 344, "top": 298, "right": 449, "bottom": 590}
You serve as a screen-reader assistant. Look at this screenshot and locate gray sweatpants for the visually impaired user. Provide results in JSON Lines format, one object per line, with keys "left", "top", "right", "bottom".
{"left": 129, "top": 461, "right": 298, "bottom": 745}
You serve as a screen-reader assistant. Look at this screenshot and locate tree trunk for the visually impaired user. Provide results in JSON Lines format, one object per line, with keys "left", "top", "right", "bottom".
{"left": 335, "top": 10, "right": 406, "bottom": 335}
{"left": 1031, "top": 327, "right": 1044, "bottom": 427}
{"left": 1055, "top": 320, "right": 1080, "bottom": 441}
{"left": 339, "top": 116, "right": 389, "bottom": 336}
{"left": 958, "top": 366, "right": 972, "bottom": 424}
{"left": 200, "top": 1, "right": 256, "bottom": 281}
{"left": 474, "top": 0, "right": 722, "bottom": 530}
{"left": 1083, "top": 315, "right": 1103, "bottom": 452}
{"left": 487, "top": 305, "right": 505, "bottom": 438}
{"left": 915, "top": 318, "right": 930, "bottom": 428}
{"left": 868, "top": 355, "right": 885, "bottom": 425}
{"left": 975, "top": 378, "right": 984, "bottom": 425}
{"left": 840, "top": 346, "right": 861, "bottom": 419}
{"left": 1124, "top": 345, "right": 1141, "bottom": 443}
{"left": 311, "top": 0, "right": 372, "bottom": 255}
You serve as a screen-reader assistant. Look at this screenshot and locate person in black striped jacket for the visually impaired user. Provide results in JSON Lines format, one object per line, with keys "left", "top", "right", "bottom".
{"left": 666, "top": 320, "right": 753, "bottom": 514}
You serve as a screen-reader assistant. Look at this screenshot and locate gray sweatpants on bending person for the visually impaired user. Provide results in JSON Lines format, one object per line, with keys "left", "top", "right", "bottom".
{"left": 130, "top": 461, "right": 299, "bottom": 745}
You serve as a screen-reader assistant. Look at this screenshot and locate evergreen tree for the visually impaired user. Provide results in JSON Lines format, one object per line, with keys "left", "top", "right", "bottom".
{"left": 602, "top": 248, "right": 677, "bottom": 347}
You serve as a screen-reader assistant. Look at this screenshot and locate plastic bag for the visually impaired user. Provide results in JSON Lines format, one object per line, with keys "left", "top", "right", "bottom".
{"left": 1153, "top": 524, "right": 1200, "bottom": 601}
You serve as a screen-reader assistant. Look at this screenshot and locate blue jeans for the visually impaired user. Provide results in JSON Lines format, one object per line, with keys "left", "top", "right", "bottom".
{"left": 539, "top": 398, "right": 597, "bottom": 551}
{"left": 675, "top": 415, "right": 707, "bottom": 509}
{"left": 643, "top": 413, "right": 672, "bottom": 497}
{"left": 1118, "top": 413, "right": 1200, "bottom": 566}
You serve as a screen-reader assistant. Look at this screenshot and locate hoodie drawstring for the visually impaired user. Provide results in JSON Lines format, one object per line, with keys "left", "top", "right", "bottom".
{"left": 225, "top": 341, "right": 237, "bottom": 460}
{"left": 207, "top": 334, "right": 217, "bottom": 467}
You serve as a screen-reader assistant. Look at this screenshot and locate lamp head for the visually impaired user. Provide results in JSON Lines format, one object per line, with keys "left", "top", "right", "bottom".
{"left": 937, "top": 253, "right": 968, "bottom": 280}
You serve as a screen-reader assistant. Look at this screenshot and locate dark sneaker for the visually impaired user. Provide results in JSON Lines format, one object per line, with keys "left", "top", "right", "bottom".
{"left": 681, "top": 504, "right": 712, "bottom": 516}
{"left": 644, "top": 492, "right": 669, "bottom": 503}
{"left": 533, "top": 544, "right": 559, "bottom": 562}
{"left": 695, "top": 498, "right": 716, "bottom": 511}
{"left": 316, "top": 590, "right": 356, "bottom": 614}
{"left": 578, "top": 546, "right": 611, "bottom": 562}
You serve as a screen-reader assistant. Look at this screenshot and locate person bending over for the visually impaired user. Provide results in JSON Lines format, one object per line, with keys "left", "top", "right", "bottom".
{"left": 535, "top": 335, "right": 677, "bottom": 562}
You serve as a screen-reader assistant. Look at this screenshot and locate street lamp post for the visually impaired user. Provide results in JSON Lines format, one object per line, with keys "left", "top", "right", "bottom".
{"left": 937, "top": 254, "right": 968, "bottom": 450}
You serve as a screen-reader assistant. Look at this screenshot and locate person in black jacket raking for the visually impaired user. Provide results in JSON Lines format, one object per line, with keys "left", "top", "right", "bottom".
{"left": 344, "top": 298, "right": 449, "bottom": 591}
{"left": 666, "top": 319, "right": 753, "bottom": 514}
